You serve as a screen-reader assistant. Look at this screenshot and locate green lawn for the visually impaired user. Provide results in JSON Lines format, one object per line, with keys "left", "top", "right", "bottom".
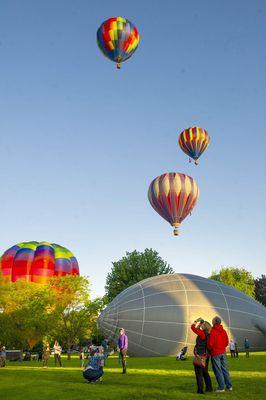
{"left": 1, "top": 352, "right": 266, "bottom": 399}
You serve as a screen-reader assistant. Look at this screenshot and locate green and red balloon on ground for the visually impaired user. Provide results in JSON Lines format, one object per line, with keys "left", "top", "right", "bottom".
{"left": 0, "top": 241, "right": 79, "bottom": 284}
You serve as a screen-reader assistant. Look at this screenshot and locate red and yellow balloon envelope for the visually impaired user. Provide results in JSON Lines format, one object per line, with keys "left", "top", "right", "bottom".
{"left": 148, "top": 173, "right": 199, "bottom": 235}
{"left": 178, "top": 126, "right": 210, "bottom": 165}
{"left": 97, "top": 16, "right": 140, "bottom": 69}
{"left": 0, "top": 241, "right": 79, "bottom": 284}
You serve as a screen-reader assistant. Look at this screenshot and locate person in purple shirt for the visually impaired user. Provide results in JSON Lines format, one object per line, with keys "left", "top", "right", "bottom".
{"left": 118, "top": 328, "right": 128, "bottom": 374}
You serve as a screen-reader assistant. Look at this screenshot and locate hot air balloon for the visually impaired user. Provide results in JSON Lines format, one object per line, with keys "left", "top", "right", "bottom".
{"left": 99, "top": 273, "right": 266, "bottom": 356}
{"left": 148, "top": 173, "right": 199, "bottom": 235}
{"left": 178, "top": 126, "right": 210, "bottom": 165}
{"left": 97, "top": 17, "right": 140, "bottom": 69}
{"left": 0, "top": 241, "right": 79, "bottom": 284}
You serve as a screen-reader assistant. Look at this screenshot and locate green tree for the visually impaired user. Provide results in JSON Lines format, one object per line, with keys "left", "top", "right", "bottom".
{"left": 210, "top": 267, "right": 255, "bottom": 298}
{"left": 0, "top": 275, "right": 104, "bottom": 355}
{"left": 0, "top": 279, "right": 56, "bottom": 349}
{"left": 254, "top": 275, "right": 266, "bottom": 306}
{"left": 48, "top": 275, "right": 104, "bottom": 359}
{"left": 105, "top": 249, "right": 174, "bottom": 302}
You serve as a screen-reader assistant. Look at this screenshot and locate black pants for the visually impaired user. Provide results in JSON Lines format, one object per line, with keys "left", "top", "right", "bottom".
{"left": 54, "top": 354, "right": 62, "bottom": 366}
{"left": 120, "top": 349, "right": 127, "bottom": 373}
{"left": 83, "top": 367, "right": 103, "bottom": 382}
{"left": 230, "top": 350, "right": 235, "bottom": 357}
{"left": 194, "top": 357, "right": 212, "bottom": 394}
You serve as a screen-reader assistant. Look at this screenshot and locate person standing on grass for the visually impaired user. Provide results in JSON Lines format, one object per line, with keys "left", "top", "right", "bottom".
{"left": 207, "top": 316, "right": 232, "bottom": 393}
{"left": 53, "top": 340, "right": 62, "bottom": 367}
{"left": 0, "top": 346, "right": 6, "bottom": 367}
{"left": 80, "top": 347, "right": 85, "bottom": 368}
{"left": 234, "top": 341, "right": 238, "bottom": 358}
{"left": 101, "top": 338, "right": 109, "bottom": 357}
{"left": 118, "top": 328, "right": 128, "bottom": 374}
{"left": 191, "top": 318, "right": 213, "bottom": 394}
{"left": 42, "top": 342, "right": 50, "bottom": 368}
{"left": 244, "top": 338, "right": 250, "bottom": 358}
{"left": 38, "top": 349, "right": 42, "bottom": 362}
{"left": 229, "top": 340, "right": 236, "bottom": 358}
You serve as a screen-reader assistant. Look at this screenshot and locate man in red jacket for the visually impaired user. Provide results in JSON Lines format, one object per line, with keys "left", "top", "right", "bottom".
{"left": 207, "top": 316, "right": 232, "bottom": 393}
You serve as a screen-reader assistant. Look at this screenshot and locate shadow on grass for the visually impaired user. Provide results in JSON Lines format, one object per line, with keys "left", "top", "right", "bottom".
{"left": 1, "top": 354, "right": 266, "bottom": 400}
{"left": 1, "top": 368, "right": 266, "bottom": 400}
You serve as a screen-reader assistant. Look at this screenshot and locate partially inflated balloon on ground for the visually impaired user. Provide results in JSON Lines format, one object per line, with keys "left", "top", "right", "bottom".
{"left": 148, "top": 173, "right": 199, "bottom": 235}
{"left": 0, "top": 241, "right": 79, "bottom": 284}
{"left": 178, "top": 126, "right": 210, "bottom": 165}
{"left": 98, "top": 273, "right": 266, "bottom": 356}
{"left": 97, "top": 17, "right": 140, "bottom": 69}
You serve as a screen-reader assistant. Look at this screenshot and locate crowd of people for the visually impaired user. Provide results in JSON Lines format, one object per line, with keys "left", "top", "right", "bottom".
{"left": 1, "top": 322, "right": 252, "bottom": 393}
{"left": 0, "top": 341, "right": 63, "bottom": 367}
{"left": 82, "top": 328, "right": 128, "bottom": 383}
{"left": 82, "top": 316, "right": 251, "bottom": 391}
{"left": 41, "top": 340, "right": 63, "bottom": 367}
{"left": 229, "top": 339, "right": 238, "bottom": 357}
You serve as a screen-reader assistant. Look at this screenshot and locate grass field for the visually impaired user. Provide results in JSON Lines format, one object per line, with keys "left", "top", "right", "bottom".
{"left": 1, "top": 352, "right": 266, "bottom": 399}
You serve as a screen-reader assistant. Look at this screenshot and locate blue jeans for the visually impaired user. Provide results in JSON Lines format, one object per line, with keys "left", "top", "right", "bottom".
{"left": 211, "top": 353, "right": 232, "bottom": 390}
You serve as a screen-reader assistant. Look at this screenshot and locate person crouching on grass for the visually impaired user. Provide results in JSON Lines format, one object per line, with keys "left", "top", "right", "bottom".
{"left": 83, "top": 346, "right": 105, "bottom": 384}
{"left": 191, "top": 317, "right": 213, "bottom": 394}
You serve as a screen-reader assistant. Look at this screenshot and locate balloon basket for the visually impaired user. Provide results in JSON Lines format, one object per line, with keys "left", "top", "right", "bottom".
{"left": 173, "top": 228, "right": 179, "bottom": 236}
{"left": 117, "top": 63, "right": 121, "bottom": 69}
{"left": 195, "top": 160, "right": 199, "bottom": 165}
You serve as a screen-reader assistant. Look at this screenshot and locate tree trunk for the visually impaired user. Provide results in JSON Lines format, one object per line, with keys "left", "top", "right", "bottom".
{"left": 67, "top": 335, "right": 71, "bottom": 360}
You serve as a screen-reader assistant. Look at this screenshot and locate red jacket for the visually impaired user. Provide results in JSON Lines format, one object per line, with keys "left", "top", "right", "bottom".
{"left": 190, "top": 324, "right": 206, "bottom": 340}
{"left": 207, "top": 324, "right": 229, "bottom": 356}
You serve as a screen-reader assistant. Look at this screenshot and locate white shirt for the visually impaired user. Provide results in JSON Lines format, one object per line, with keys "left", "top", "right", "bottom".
{"left": 229, "top": 341, "right": 235, "bottom": 350}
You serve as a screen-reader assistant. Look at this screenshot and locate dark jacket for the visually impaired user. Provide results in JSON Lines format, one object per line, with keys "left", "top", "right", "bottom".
{"left": 191, "top": 324, "right": 207, "bottom": 355}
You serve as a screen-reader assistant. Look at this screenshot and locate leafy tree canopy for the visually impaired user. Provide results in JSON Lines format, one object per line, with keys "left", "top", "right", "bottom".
{"left": 0, "top": 275, "right": 104, "bottom": 354}
{"left": 105, "top": 249, "right": 174, "bottom": 302}
{"left": 0, "top": 279, "right": 56, "bottom": 349}
{"left": 209, "top": 266, "right": 255, "bottom": 298}
{"left": 254, "top": 275, "right": 266, "bottom": 306}
{"left": 47, "top": 275, "right": 104, "bottom": 358}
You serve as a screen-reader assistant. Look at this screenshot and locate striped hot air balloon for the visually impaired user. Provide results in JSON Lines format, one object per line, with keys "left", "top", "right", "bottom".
{"left": 178, "top": 126, "right": 210, "bottom": 165}
{"left": 0, "top": 241, "right": 79, "bottom": 284}
{"left": 97, "top": 17, "right": 140, "bottom": 69}
{"left": 148, "top": 173, "right": 199, "bottom": 235}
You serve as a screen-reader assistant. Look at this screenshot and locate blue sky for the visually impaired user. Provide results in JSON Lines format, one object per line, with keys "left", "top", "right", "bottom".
{"left": 0, "top": 1, "right": 265, "bottom": 297}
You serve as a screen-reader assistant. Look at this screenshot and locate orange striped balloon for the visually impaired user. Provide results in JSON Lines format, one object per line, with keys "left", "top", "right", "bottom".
{"left": 148, "top": 173, "right": 199, "bottom": 235}
{"left": 178, "top": 126, "right": 210, "bottom": 165}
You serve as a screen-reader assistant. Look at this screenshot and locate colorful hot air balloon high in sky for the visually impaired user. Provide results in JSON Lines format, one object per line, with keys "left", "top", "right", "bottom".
{"left": 0, "top": 241, "right": 79, "bottom": 284}
{"left": 148, "top": 173, "right": 199, "bottom": 236}
{"left": 97, "top": 16, "right": 140, "bottom": 69}
{"left": 178, "top": 126, "right": 210, "bottom": 165}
